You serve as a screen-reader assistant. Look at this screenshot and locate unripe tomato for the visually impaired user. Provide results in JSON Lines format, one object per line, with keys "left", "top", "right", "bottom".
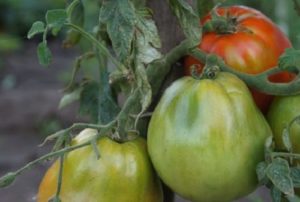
{"left": 148, "top": 72, "right": 271, "bottom": 202}
{"left": 267, "top": 95, "right": 300, "bottom": 153}
{"left": 37, "top": 128, "right": 163, "bottom": 202}
{"left": 267, "top": 95, "right": 300, "bottom": 196}
{"left": 184, "top": 5, "right": 294, "bottom": 113}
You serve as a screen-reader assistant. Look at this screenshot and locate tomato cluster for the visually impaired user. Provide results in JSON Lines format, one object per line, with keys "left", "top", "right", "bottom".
{"left": 37, "top": 5, "right": 300, "bottom": 202}
{"left": 184, "top": 5, "right": 294, "bottom": 114}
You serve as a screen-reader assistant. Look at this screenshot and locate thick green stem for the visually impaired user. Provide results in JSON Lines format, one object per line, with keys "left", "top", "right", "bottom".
{"left": 190, "top": 49, "right": 300, "bottom": 95}
{"left": 147, "top": 39, "right": 192, "bottom": 95}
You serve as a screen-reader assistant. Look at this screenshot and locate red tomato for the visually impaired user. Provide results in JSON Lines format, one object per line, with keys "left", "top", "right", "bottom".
{"left": 184, "top": 5, "right": 294, "bottom": 113}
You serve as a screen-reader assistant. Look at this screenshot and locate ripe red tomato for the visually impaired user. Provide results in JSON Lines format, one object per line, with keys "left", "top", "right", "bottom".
{"left": 184, "top": 5, "right": 294, "bottom": 113}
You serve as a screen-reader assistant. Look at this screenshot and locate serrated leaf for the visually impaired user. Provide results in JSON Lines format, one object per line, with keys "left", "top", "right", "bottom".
{"left": 271, "top": 185, "right": 282, "bottom": 202}
{"left": 99, "top": 0, "right": 137, "bottom": 62}
{"left": 266, "top": 158, "right": 294, "bottom": 195}
{"left": 27, "top": 21, "right": 45, "bottom": 39}
{"left": 0, "top": 172, "right": 16, "bottom": 188}
{"left": 291, "top": 167, "right": 300, "bottom": 188}
{"left": 256, "top": 162, "right": 268, "bottom": 185}
{"left": 37, "top": 42, "right": 52, "bottom": 66}
{"left": 59, "top": 87, "right": 82, "bottom": 109}
{"left": 168, "top": 0, "right": 201, "bottom": 45}
{"left": 283, "top": 127, "right": 293, "bottom": 152}
{"left": 46, "top": 9, "right": 67, "bottom": 36}
{"left": 278, "top": 48, "right": 300, "bottom": 72}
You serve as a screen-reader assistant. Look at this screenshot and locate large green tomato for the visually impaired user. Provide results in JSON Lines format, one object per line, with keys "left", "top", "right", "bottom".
{"left": 37, "top": 128, "right": 163, "bottom": 202}
{"left": 148, "top": 72, "right": 271, "bottom": 202}
{"left": 267, "top": 95, "right": 300, "bottom": 153}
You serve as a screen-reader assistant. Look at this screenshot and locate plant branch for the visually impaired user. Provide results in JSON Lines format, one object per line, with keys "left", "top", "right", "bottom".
{"left": 15, "top": 141, "right": 90, "bottom": 177}
{"left": 65, "top": 23, "right": 125, "bottom": 71}
{"left": 190, "top": 49, "right": 300, "bottom": 95}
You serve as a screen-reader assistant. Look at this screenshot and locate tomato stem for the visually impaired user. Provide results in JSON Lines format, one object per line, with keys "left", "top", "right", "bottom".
{"left": 190, "top": 49, "right": 300, "bottom": 95}
{"left": 52, "top": 155, "right": 64, "bottom": 201}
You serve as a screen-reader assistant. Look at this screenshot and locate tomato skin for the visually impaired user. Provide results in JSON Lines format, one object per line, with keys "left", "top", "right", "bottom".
{"left": 267, "top": 95, "right": 300, "bottom": 153}
{"left": 37, "top": 129, "right": 163, "bottom": 202}
{"left": 148, "top": 72, "right": 271, "bottom": 202}
{"left": 184, "top": 5, "right": 294, "bottom": 113}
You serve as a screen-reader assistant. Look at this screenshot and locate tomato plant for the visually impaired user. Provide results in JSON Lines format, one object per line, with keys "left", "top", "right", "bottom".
{"left": 184, "top": 5, "right": 294, "bottom": 113}
{"left": 38, "top": 128, "right": 163, "bottom": 202}
{"left": 148, "top": 72, "right": 271, "bottom": 202}
{"left": 1, "top": 1, "right": 300, "bottom": 202}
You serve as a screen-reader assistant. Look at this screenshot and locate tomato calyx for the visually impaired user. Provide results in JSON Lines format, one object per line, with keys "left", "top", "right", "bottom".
{"left": 203, "top": 7, "right": 253, "bottom": 35}
{"left": 191, "top": 54, "right": 220, "bottom": 80}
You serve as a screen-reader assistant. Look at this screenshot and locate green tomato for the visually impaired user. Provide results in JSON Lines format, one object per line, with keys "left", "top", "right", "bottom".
{"left": 37, "top": 128, "right": 163, "bottom": 202}
{"left": 148, "top": 72, "right": 271, "bottom": 202}
{"left": 267, "top": 95, "right": 300, "bottom": 153}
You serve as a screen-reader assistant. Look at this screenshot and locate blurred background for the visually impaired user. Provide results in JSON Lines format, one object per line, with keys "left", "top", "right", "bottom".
{"left": 0, "top": 0, "right": 299, "bottom": 201}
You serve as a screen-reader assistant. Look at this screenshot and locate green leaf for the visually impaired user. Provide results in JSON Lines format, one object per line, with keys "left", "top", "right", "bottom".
{"left": 291, "top": 167, "right": 300, "bottom": 188}
{"left": 282, "top": 127, "right": 293, "bottom": 152}
{"left": 136, "top": 17, "right": 162, "bottom": 64}
{"left": 266, "top": 158, "right": 294, "bottom": 196}
{"left": 278, "top": 48, "right": 300, "bottom": 72}
{"left": 27, "top": 21, "right": 45, "bottom": 39}
{"left": 99, "top": 0, "right": 137, "bottom": 62}
{"left": 168, "top": 0, "right": 201, "bottom": 45}
{"left": 98, "top": 78, "right": 120, "bottom": 124}
{"left": 271, "top": 185, "right": 282, "bottom": 202}
{"left": 135, "top": 63, "right": 152, "bottom": 115}
{"left": 0, "top": 172, "right": 16, "bottom": 188}
{"left": 37, "top": 42, "right": 52, "bottom": 66}
{"left": 46, "top": 9, "right": 67, "bottom": 36}
{"left": 256, "top": 162, "right": 268, "bottom": 185}
{"left": 59, "top": 87, "right": 82, "bottom": 109}
{"left": 79, "top": 81, "right": 99, "bottom": 123}
{"left": 131, "top": 0, "right": 146, "bottom": 8}
{"left": 79, "top": 80, "right": 119, "bottom": 124}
